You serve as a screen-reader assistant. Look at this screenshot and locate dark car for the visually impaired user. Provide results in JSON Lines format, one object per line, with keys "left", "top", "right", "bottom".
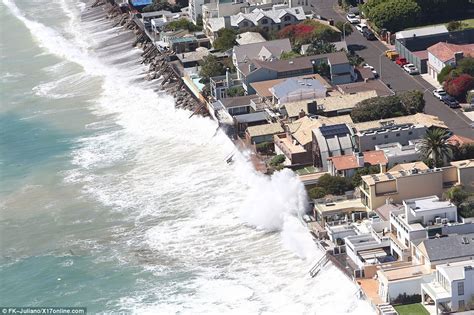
{"left": 363, "top": 29, "right": 376, "bottom": 40}
{"left": 442, "top": 95, "right": 460, "bottom": 108}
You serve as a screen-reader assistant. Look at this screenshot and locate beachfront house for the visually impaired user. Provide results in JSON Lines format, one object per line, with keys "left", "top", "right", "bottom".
{"left": 421, "top": 260, "right": 474, "bottom": 314}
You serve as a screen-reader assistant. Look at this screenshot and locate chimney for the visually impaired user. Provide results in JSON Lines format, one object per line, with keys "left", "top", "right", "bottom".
{"left": 357, "top": 152, "right": 364, "bottom": 167}
{"left": 248, "top": 62, "right": 256, "bottom": 72}
{"left": 454, "top": 51, "right": 464, "bottom": 64}
{"left": 226, "top": 67, "right": 231, "bottom": 87}
{"left": 298, "top": 109, "right": 306, "bottom": 118}
{"left": 223, "top": 16, "right": 231, "bottom": 29}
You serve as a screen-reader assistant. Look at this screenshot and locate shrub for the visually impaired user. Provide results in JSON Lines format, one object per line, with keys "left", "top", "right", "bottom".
{"left": 198, "top": 55, "right": 225, "bottom": 83}
{"left": 437, "top": 65, "right": 455, "bottom": 84}
{"left": 165, "top": 18, "right": 201, "bottom": 32}
{"left": 306, "top": 41, "right": 337, "bottom": 56}
{"left": 459, "top": 202, "right": 474, "bottom": 218}
{"left": 317, "top": 174, "right": 354, "bottom": 195}
{"left": 392, "top": 293, "right": 422, "bottom": 305}
{"left": 368, "top": 0, "right": 421, "bottom": 32}
{"left": 280, "top": 51, "right": 301, "bottom": 60}
{"left": 444, "top": 74, "right": 474, "bottom": 101}
{"left": 444, "top": 186, "right": 471, "bottom": 206}
{"left": 256, "top": 141, "right": 274, "bottom": 154}
{"left": 278, "top": 21, "right": 340, "bottom": 46}
{"left": 213, "top": 28, "right": 237, "bottom": 51}
{"left": 352, "top": 165, "right": 380, "bottom": 187}
{"left": 447, "top": 20, "right": 464, "bottom": 31}
{"left": 335, "top": 21, "right": 353, "bottom": 36}
{"left": 308, "top": 187, "right": 327, "bottom": 199}
{"left": 227, "top": 86, "right": 245, "bottom": 97}
{"left": 269, "top": 154, "right": 285, "bottom": 166}
{"left": 350, "top": 91, "right": 424, "bottom": 123}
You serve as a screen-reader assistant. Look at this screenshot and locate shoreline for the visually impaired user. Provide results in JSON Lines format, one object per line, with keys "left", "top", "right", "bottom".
{"left": 83, "top": 1, "right": 376, "bottom": 312}
{"left": 92, "top": 0, "right": 208, "bottom": 115}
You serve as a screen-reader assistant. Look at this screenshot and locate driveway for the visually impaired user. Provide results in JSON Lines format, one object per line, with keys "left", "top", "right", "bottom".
{"left": 309, "top": 0, "right": 474, "bottom": 138}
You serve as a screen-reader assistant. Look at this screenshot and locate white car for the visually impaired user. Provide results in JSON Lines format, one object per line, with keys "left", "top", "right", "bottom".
{"left": 346, "top": 13, "right": 360, "bottom": 24}
{"left": 363, "top": 64, "right": 378, "bottom": 77}
{"left": 403, "top": 63, "right": 419, "bottom": 75}
{"left": 433, "top": 88, "right": 447, "bottom": 100}
{"left": 355, "top": 23, "right": 368, "bottom": 33}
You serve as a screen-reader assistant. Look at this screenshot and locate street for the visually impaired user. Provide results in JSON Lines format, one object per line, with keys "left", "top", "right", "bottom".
{"left": 310, "top": 0, "right": 474, "bottom": 138}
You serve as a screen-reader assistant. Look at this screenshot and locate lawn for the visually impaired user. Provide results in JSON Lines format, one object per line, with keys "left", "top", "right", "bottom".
{"left": 405, "top": 18, "right": 474, "bottom": 31}
{"left": 295, "top": 166, "right": 318, "bottom": 175}
{"left": 394, "top": 303, "right": 430, "bottom": 315}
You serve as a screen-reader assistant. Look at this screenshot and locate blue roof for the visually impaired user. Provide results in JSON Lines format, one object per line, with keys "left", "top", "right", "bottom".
{"left": 131, "top": 0, "right": 153, "bottom": 6}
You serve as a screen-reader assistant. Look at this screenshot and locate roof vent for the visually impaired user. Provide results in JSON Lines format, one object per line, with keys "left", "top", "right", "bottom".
{"left": 462, "top": 236, "right": 470, "bottom": 244}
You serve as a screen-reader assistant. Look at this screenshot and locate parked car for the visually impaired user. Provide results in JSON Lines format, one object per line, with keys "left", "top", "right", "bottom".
{"left": 355, "top": 23, "right": 368, "bottom": 33}
{"left": 313, "top": 14, "right": 327, "bottom": 21}
{"left": 363, "top": 64, "right": 378, "bottom": 77}
{"left": 363, "top": 29, "right": 376, "bottom": 40}
{"left": 442, "top": 95, "right": 460, "bottom": 108}
{"left": 395, "top": 57, "right": 408, "bottom": 67}
{"left": 403, "top": 63, "right": 419, "bottom": 74}
{"left": 385, "top": 50, "right": 399, "bottom": 60}
{"left": 346, "top": 13, "right": 360, "bottom": 24}
{"left": 433, "top": 88, "right": 447, "bottom": 100}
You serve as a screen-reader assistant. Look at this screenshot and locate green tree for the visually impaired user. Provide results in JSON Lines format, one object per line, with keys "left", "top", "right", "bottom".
{"left": 335, "top": 21, "right": 353, "bottom": 37}
{"left": 437, "top": 65, "right": 455, "bottom": 84}
{"left": 444, "top": 186, "right": 470, "bottom": 206}
{"left": 308, "top": 187, "right": 327, "bottom": 199}
{"left": 453, "top": 143, "right": 474, "bottom": 161}
{"left": 213, "top": 28, "right": 237, "bottom": 51}
{"left": 198, "top": 55, "right": 225, "bottom": 83}
{"left": 269, "top": 154, "right": 285, "bottom": 167}
{"left": 227, "top": 86, "right": 245, "bottom": 97}
{"left": 457, "top": 57, "right": 474, "bottom": 77}
{"left": 362, "top": 0, "right": 386, "bottom": 16}
{"left": 447, "top": 20, "right": 464, "bottom": 32}
{"left": 317, "top": 174, "right": 354, "bottom": 195}
{"left": 399, "top": 90, "right": 425, "bottom": 114}
{"left": 313, "top": 27, "right": 341, "bottom": 42}
{"left": 306, "top": 41, "right": 337, "bottom": 56}
{"left": 368, "top": 0, "right": 421, "bottom": 32}
{"left": 165, "top": 18, "right": 201, "bottom": 32}
{"left": 352, "top": 165, "right": 380, "bottom": 187}
{"left": 280, "top": 51, "right": 301, "bottom": 59}
{"left": 418, "top": 128, "right": 454, "bottom": 167}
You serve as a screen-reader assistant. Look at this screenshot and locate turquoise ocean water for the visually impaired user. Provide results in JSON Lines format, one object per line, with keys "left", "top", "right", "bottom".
{"left": 0, "top": 1, "right": 374, "bottom": 314}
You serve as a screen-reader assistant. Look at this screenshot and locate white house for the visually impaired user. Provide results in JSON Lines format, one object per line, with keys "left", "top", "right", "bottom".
{"left": 427, "top": 42, "right": 474, "bottom": 80}
{"left": 389, "top": 196, "right": 458, "bottom": 262}
{"left": 421, "top": 260, "right": 474, "bottom": 314}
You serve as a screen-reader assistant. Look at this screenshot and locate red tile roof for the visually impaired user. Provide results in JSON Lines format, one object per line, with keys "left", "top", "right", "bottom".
{"left": 329, "top": 150, "right": 387, "bottom": 171}
{"left": 448, "top": 134, "right": 474, "bottom": 146}
{"left": 363, "top": 150, "right": 388, "bottom": 166}
{"left": 427, "top": 42, "right": 474, "bottom": 63}
{"left": 328, "top": 154, "right": 359, "bottom": 171}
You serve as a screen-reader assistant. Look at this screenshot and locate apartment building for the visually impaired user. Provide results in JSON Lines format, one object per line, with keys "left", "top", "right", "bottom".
{"left": 359, "top": 160, "right": 474, "bottom": 210}
{"left": 389, "top": 196, "right": 457, "bottom": 262}
{"left": 421, "top": 260, "right": 474, "bottom": 314}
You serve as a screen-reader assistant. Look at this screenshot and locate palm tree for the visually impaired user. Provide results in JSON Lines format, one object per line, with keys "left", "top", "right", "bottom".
{"left": 419, "top": 128, "right": 454, "bottom": 167}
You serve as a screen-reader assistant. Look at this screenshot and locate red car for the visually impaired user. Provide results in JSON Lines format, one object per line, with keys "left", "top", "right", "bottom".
{"left": 395, "top": 57, "right": 408, "bottom": 66}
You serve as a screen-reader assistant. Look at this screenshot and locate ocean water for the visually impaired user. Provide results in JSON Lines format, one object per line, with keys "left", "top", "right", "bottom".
{"left": 0, "top": 1, "right": 375, "bottom": 314}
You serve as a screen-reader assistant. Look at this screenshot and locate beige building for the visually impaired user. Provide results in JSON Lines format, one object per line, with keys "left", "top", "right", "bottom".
{"left": 360, "top": 160, "right": 474, "bottom": 211}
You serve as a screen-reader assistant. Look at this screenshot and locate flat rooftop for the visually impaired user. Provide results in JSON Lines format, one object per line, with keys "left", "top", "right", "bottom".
{"left": 405, "top": 195, "right": 455, "bottom": 213}
{"left": 380, "top": 264, "right": 430, "bottom": 281}
{"left": 314, "top": 198, "right": 366, "bottom": 214}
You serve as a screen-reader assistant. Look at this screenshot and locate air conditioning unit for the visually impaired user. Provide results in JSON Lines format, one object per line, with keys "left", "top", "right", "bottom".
{"left": 441, "top": 218, "right": 449, "bottom": 224}
{"left": 435, "top": 217, "right": 442, "bottom": 224}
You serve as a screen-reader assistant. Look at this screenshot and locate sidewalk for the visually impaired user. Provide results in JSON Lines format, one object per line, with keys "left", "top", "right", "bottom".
{"left": 420, "top": 73, "right": 442, "bottom": 89}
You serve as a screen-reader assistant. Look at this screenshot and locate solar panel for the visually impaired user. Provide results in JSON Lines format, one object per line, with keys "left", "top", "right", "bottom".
{"left": 319, "top": 124, "right": 350, "bottom": 138}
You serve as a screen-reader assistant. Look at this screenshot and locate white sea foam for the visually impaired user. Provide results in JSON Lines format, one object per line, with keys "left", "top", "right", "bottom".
{"left": 3, "top": 0, "right": 375, "bottom": 313}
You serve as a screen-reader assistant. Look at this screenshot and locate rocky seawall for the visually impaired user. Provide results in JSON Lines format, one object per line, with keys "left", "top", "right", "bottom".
{"left": 92, "top": 0, "right": 205, "bottom": 113}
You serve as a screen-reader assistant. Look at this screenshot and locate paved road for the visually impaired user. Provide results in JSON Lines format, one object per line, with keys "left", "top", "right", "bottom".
{"left": 310, "top": 0, "right": 474, "bottom": 138}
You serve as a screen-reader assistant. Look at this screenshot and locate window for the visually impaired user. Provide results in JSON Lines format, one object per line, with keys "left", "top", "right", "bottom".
{"left": 261, "top": 18, "right": 268, "bottom": 25}
{"left": 284, "top": 15, "right": 291, "bottom": 21}
{"left": 384, "top": 135, "right": 388, "bottom": 139}
{"left": 458, "top": 282, "right": 464, "bottom": 296}
{"left": 396, "top": 133, "right": 400, "bottom": 137}
{"left": 372, "top": 136, "right": 376, "bottom": 140}
{"left": 243, "top": 21, "right": 249, "bottom": 27}
{"left": 408, "top": 131, "right": 413, "bottom": 135}
{"left": 459, "top": 300, "right": 465, "bottom": 310}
